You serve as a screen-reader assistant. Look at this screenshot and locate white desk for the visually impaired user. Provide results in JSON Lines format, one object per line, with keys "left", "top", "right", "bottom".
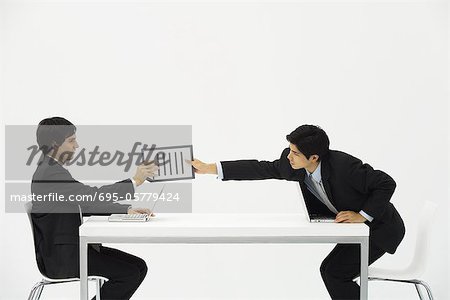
{"left": 79, "top": 214, "right": 369, "bottom": 300}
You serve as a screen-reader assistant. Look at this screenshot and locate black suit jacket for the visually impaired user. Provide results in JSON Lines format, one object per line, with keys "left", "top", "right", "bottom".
{"left": 30, "top": 156, "right": 133, "bottom": 278}
{"left": 220, "top": 148, "right": 405, "bottom": 254}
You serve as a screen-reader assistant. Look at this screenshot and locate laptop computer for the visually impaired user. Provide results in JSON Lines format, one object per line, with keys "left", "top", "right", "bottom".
{"left": 149, "top": 184, "right": 166, "bottom": 213}
{"left": 108, "top": 184, "right": 166, "bottom": 222}
{"left": 296, "top": 182, "right": 336, "bottom": 223}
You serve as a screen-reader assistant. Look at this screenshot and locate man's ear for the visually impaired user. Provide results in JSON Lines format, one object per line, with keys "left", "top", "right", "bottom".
{"left": 310, "top": 155, "right": 319, "bottom": 162}
{"left": 48, "top": 141, "right": 59, "bottom": 155}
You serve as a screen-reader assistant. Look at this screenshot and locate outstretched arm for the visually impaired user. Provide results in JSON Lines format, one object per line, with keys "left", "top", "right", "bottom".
{"left": 190, "top": 148, "right": 294, "bottom": 181}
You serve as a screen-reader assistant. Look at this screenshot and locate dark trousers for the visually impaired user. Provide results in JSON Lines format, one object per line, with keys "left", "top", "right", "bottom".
{"left": 88, "top": 246, "right": 148, "bottom": 300}
{"left": 320, "top": 243, "right": 386, "bottom": 300}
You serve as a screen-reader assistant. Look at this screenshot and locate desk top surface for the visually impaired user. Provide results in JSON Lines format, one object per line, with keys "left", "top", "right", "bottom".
{"left": 79, "top": 213, "right": 369, "bottom": 238}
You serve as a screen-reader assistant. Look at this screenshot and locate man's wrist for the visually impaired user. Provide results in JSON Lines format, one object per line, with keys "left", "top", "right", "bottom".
{"left": 216, "top": 162, "right": 224, "bottom": 179}
{"left": 133, "top": 176, "right": 144, "bottom": 187}
{"left": 209, "top": 163, "right": 218, "bottom": 175}
{"left": 359, "top": 210, "right": 374, "bottom": 222}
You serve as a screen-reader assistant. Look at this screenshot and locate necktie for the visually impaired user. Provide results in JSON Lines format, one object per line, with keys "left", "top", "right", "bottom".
{"left": 309, "top": 174, "right": 338, "bottom": 214}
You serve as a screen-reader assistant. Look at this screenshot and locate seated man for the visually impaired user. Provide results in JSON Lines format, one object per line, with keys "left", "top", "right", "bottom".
{"left": 30, "top": 117, "right": 158, "bottom": 300}
{"left": 191, "top": 124, "right": 405, "bottom": 300}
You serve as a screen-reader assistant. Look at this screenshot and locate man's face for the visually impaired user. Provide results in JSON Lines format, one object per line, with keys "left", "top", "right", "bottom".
{"left": 54, "top": 134, "right": 79, "bottom": 163}
{"left": 287, "top": 143, "right": 318, "bottom": 170}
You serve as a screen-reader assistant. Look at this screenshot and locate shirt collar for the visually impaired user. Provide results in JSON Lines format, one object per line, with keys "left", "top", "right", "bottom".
{"left": 305, "top": 161, "right": 322, "bottom": 183}
{"left": 47, "top": 155, "right": 66, "bottom": 168}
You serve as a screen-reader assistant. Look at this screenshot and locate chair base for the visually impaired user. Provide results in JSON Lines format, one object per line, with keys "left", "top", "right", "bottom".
{"left": 28, "top": 277, "right": 105, "bottom": 300}
{"left": 368, "top": 277, "right": 434, "bottom": 300}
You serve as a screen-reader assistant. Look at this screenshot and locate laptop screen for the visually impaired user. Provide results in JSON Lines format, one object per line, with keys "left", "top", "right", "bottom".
{"left": 297, "top": 182, "right": 336, "bottom": 219}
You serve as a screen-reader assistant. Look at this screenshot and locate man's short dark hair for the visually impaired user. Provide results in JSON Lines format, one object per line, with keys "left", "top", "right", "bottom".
{"left": 286, "top": 125, "right": 330, "bottom": 161}
{"left": 37, "top": 117, "right": 76, "bottom": 154}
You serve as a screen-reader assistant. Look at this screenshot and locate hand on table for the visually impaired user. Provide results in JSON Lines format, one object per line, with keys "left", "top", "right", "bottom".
{"left": 335, "top": 211, "right": 366, "bottom": 223}
{"left": 128, "top": 207, "right": 155, "bottom": 217}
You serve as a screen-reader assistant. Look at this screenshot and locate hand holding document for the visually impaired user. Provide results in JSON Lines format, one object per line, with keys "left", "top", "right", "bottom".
{"left": 133, "top": 161, "right": 159, "bottom": 186}
{"left": 141, "top": 145, "right": 195, "bottom": 182}
{"left": 188, "top": 159, "right": 218, "bottom": 175}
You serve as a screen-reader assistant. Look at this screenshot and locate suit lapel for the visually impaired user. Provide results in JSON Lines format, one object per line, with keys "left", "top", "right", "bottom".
{"left": 320, "top": 157, "right": 336, "bottom": 206}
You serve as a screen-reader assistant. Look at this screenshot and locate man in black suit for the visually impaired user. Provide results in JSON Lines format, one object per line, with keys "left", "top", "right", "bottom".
{"left": 31, "top": 117, "right": 158, "bottom": 300}
{"left": 191, "top": 124, "right": 405, "bottom": 300}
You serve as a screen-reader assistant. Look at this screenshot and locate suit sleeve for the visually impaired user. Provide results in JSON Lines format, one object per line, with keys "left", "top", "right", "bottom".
{"left": 345, "top": 157, "right": 396, "bottom": 220}
{"left": 221, "top": 148, "right": 292, "bottom": 181}
{"left": 43, "top": 167, "right": 133, "bottom": 215}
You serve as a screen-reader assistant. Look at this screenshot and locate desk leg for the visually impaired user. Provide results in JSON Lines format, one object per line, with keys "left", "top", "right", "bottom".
{"left": 80, "top": 237, "right": 89, "bottom": 300}
{"left": 360, "top": 237, "right": 369, "bottom": 300}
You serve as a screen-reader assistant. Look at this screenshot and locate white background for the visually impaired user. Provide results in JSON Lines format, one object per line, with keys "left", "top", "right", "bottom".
{"left": 0, "top": 0, "right": 448, "bottom": 299}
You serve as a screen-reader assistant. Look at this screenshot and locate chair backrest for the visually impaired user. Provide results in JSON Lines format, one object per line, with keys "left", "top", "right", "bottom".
{"left": 25, "top": 202, "right": 47, "bottom": 276}
{"left": 404, "top": 201, "right": 438, "bottom": 277}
